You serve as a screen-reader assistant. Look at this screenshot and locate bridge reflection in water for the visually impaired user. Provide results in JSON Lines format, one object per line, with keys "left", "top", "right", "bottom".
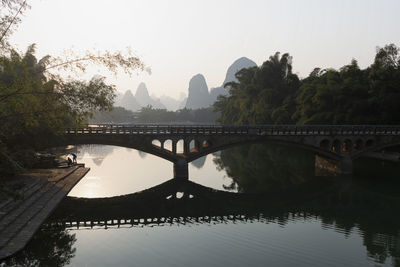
{"left": 47, "top": 175, "right": 400, "bottom": 237}
{"left": 46, "top": 179, "right": 331, "bottom": 229}
{"left": 5, "top": 175, "right": 400, "bottom": 267}
{"left": 48, "top": 177, "right": 336, "bottom": 229}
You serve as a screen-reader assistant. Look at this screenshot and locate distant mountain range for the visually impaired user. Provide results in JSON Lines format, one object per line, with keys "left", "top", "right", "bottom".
{"left": 115, "top": 83, "right": 170, "bottom": 112}
{"left": 186, "top": 57, "right": 257, "bottom": 109}
{"left": 115, "top": 57, "right": 256, "bottom": 111}
{"left": 135, "top": 83, "right": 165, "bottom": 109}
{"left": 160, "top": 92, "right": 187, "bottom": 111}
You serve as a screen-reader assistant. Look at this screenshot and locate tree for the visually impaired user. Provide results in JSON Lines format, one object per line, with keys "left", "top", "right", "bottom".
{"left": 0, "top": 46, "right": 146, "bottom": 176}
{"left": 0, "top": 0, "right": 29, "bottom": 52}
{"left": 368, "top": 44, "right": 400, "bottom": 124}
{"left": 0, "top": 46, "right": 116, "bottom": 148}
{"left": 294, "top": 44, "right": 400, "bottom": 125}
{"left": 0, "top": 1, "right": 151, "bottom": 178}
{"left": 293, "top": 60, "right": 373, "bottom": 124}
{"left": 214, "top": 52, "right": 300, "bottom": 124}
{"left": 215, "top": 44, "right": 400, "bottom": 126}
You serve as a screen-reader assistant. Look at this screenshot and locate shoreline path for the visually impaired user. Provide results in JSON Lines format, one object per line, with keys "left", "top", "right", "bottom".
{"left": 0, "top": 165, "right": 89, "bottom": 260}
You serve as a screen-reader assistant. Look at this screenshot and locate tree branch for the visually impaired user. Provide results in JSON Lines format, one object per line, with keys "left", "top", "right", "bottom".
{"left": 0, "top": 0, "right": 26, "bottom": 43}
{"left": 0, "top": 90, "right": 58, "bottom": 102}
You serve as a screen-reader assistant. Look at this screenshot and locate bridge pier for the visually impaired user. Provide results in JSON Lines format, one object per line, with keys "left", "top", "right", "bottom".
{"left": 172, "top": 141, "right": 177, "bottom": 155}
{"left": 174, "top": 159, "right": 188, "bottom": 180}
{"left": 184, "top": 140, "right": 189, "bottom": 155}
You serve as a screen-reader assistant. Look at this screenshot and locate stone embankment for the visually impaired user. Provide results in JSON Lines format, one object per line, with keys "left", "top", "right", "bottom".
{"left": 0, "top": 165, "right": 89, "bottom": 260}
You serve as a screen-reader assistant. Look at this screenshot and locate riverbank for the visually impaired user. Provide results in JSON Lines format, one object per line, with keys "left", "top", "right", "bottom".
{"left": 0, "top": 165, "right": 90, "bottom": 260}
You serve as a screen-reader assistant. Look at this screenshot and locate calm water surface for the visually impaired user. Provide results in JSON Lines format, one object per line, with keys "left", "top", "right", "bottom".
{"left": 68, "top": 145, "right": 233, "bottom": 197}
{"left": 2, "top": 145, "right": 399, "bottom": 267}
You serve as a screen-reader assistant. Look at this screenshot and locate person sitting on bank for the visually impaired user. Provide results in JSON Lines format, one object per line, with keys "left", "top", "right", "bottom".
{"left": 71, "top": 153, "right": 77, "bottom": 164}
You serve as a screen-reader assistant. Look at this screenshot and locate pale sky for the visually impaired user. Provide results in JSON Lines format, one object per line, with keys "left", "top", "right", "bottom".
{"left": 10, "top": 0, "right": 400, "bottom": 99}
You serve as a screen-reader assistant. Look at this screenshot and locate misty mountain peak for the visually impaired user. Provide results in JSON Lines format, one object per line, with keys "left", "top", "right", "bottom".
{"left": 223, "top": 57, "right": 257, "bottom": 85}
{"left": 135, "top": 82, "right": 150, "bottom": 100}
{"left": 124, "top": 89, "right": 134, "bottom": 98}
{"left": 134, "top": 82, "right": 166, "bottom": 109}
{"left": 185, "top": 74, "right": 211, "bottom": 109}
{"left": 189, "top": 74, "right": 208, "bottom": 94}
{"left": 118, "top": 89, "right": 141, "bottom": 111}
{"left": 209, "top": 57, "right": 257, "bottom": 103}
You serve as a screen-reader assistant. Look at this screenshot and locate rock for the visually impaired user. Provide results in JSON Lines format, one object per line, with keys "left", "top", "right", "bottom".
{"left": 185, "top": 74, "right": 212, "bottom": 109}
{"left": 135, "top": 83, "right": 166, "bottom": 109}
{"left": 223, "top": 57, "right": 257, "bottom": 86}
{"left": 118, "top": 90, "right": 141, "bottom": 112}
{"left": 210, "top": 57, "right": 257, "bottom": 103}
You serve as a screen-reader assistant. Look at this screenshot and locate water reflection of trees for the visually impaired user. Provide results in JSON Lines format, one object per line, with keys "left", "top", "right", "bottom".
{"left": 77, "top": 145, "right": 115, "bottom": 166}
{"left": 1, "top": 225, "right": 76, "bottom": 267}
{"left": 214, "top": 144, "right": 315, "bottom": 193}
{"left": 296, "top": 183, "right": 400, "bottom": 266}
{"left": 78, "top": 145, "right": 115, "bottom": 158}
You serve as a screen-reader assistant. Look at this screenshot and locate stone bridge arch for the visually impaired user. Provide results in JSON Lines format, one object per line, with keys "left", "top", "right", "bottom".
{"left": 53, "top": 135, "right": 178, "bottom": 163}
{"left": 183, "top": 135, "right": 343, "bottom": 163}
{"left": 351, "top": 140, "right": 400, "bottom": 160}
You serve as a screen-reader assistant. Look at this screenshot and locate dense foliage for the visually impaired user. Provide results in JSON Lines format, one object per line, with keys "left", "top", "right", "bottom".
{"left": 0, "top": 1, "right": 146, "bottom": 177}
{"left": 215, "top": 44, "right": 400, "bottom": 125}
{"left": 0, "top": 46, "right": 117, "bottom": 175}
{"left": 0, "top": 0, "right": 30, "bottom": 52}
{"left": 214, "top": 52, "right": 299, "bottom": 124}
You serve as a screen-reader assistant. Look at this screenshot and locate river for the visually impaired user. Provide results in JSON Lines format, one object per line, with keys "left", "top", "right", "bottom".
{"left": 1, "top": 144, "right": 400, "bottom": 266}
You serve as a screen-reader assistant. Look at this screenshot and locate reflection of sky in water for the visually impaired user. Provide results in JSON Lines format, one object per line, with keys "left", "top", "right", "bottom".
{"left": 68, "top": 145, "right": 234, "bottom": 198}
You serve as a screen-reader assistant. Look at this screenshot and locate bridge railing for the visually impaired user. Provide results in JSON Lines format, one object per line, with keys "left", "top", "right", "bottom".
{"left": 65, "top": 125, "right": 400, "bottom": 136}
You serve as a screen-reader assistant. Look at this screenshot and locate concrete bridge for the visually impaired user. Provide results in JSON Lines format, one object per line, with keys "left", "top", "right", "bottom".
{"left": 61, "top": 124, "right": 400, "bottom": 177}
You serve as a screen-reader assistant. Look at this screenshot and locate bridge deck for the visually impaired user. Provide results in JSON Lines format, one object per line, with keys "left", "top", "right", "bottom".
{"left": 0, "top": 165, "right": 89, "bottom": 260}
{"left": 67, "top": 124, "right": 400, "bottom": 136}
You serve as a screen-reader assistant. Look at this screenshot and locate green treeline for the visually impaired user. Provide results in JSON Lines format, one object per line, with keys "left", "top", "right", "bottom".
{"left": 214, "top": 44, "right": 400, "bottom": 125}
{"left": 134, "top": 106, "right": 219, "bottom": 124}
{"left": 91, "top": 107, "right": 136, "bottom": 124}
{"left": 91, "top": 106, "right": 219, "bottom": 124}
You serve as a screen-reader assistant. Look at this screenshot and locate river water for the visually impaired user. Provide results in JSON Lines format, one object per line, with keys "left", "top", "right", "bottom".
{"left": 2, "top": 144, "right": 400, "bottom": 267}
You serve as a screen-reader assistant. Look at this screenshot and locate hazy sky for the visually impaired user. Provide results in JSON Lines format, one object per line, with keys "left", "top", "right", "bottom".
{"left": 10, "top": 0, "right": 400, "bottom": 99}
